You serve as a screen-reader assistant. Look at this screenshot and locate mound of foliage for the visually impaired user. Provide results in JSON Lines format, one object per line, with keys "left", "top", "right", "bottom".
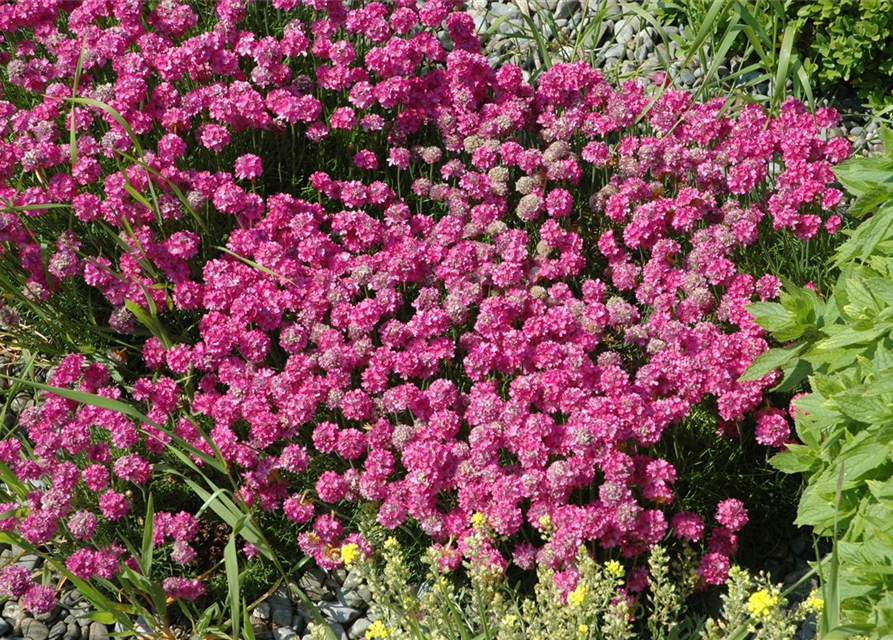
{"left": 0, "top": 0, "right": 849, "bottom": 633}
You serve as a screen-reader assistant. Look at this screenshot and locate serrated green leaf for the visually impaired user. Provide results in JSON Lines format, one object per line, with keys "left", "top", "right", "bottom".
{"left": 833, "top": 393, "right": 891, "bottom": 423}
{"left": 848, "top": 185, "right": 893, "bottom": 219}
{"left": 817, "top": 323, "right": 892, "bottom": 350}
{"left": 770, "top": 444, "right": 818, "bottom": 474}
{"left": 739, "top": 343, "right": 805, "bottom": 381}
{"left": 746, "top": 301, "right": 796, "bottom": 334}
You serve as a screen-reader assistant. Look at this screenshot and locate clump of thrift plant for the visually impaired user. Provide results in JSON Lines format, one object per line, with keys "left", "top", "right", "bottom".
{"left": 0, "top": 0, "right": 849, "bottom": 615}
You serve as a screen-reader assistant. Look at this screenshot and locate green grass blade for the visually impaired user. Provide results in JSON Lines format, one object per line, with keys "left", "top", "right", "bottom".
{"left": 141, "top": 493, "right": 155, "bottom": 578}
{"left": 217, "top": 246, "right": 299, "bottom": 287}
{"left": 70, "top": 35, "right": 87, "bottom": 166}
{"left": 225, "top": 532, "right": 241, "bottom": 640}
{"left": 67, "top": 97, "right": 144, "bottom": 156}
{"left": 771, "top": 24, "right": 797, "bottom": 111}
{"left": 517, "top": 11, "right": 552, "bottom": 70}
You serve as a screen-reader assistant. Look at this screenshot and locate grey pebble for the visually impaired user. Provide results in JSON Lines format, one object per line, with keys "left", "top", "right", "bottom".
{"left": 0, "top": 618, "right": 10, "bottom": 636}
{"left": 335, "top": 588, "right": 366, "bottom": 611}
{"left": 252, "top": 602, "right": 271, "bottom": 622}
{"left": 9, "top": 395, "right": 32, "bottom": 414}
{"left": 348, "top": 618, "right": 371, "bottom": 640}
{"left": 790, "top": 536, "right": 810, "bottom": 557}
{"left": 62, "top": 624, "right": 80, "bottom": 640}
{"left": 679, "top": 68, "right": 696, "bottom": 85}
{"left": 614, "top": 16, "right": 640, "bottom": 45}
{"left": 22, "top": 619, "right": 50, "bottom": 640}
{"left": 273, "top": 627, "right": 298, "bottom": 640}
{"left": 342, "top": 568, "right": 363, "bottom": 593}
{"left": 88, "top": 622, "right": 108, "bottom": 640}
{"left": 318, "top": 602, "right": 362, "bottom": 625}
{"left": 329, "top": 623, "right": 348, "bottom": 640}
{"left": 15, "top": 554, "right": 41, "bottom": 573}
{"left": 48, "top": 621, "right": 67, "bottom": 640}
{"left": 602, "top": 43, "right": 625, "bottom": 59}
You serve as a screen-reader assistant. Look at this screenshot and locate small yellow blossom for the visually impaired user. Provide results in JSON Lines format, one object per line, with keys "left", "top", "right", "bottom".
{"left": 538, "top": 514, "right": 552, "bottom": 530}
{"left": 604, "top": 560, "right": 625, "bottom": 578}
{"left": 471, "top": 512, "right": 488, "bottom": 529}
{"left": 568, "top": 585, "right": 587, "bottom": 607}
{"left": 578, "top": 624, "right": 589, "bottom": 634}
{"left": 365, "top": 620, "right": 393, "bottom": 639}
{"left": 384, "top": 536, "right": 400, "bottom": 550}
{"left": 340, "top": 543, "right": 360, "bottom": 567}
{"left": 805, "top": 590, "right": 824, "bottom": 614}
{"left": 747, "top": 588, "right": 780, "bottom": 620}
{"left": 503, "top": 614, "right": 518, "bottom": 627}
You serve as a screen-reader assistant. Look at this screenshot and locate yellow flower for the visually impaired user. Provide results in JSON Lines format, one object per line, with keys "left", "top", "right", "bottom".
{"left": 340, "top": 543, "right": 361, "bottom": 567}
{"left": 471, "top": 512, "right": 488, "bottom": 529}
{"left": 503, "top": 614, "right": 518, "bottom": 627}
{"left": 604, "top": 560, "right": 625, "bottom": 578}
{"left": 365, "top": 620, "right": 392, "bottom": 639}
{"left": 568, "top": 585, "right": 587, "bottom": 607}
{"left": 805, "top": 590, "right": 824, "bottom": 614}
{"left": 746, "top": 588, "right": 780, "bottom": 620}
{"left": 578, "top": 623, "right": 589, "bottom": 634}
{"left": 538, "top": 514, "right": 552, "bottom": 529}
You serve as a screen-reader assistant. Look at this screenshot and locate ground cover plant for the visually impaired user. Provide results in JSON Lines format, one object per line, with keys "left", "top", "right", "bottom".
{"left": 0, "top": 0, "right": 863, "bottom": 638}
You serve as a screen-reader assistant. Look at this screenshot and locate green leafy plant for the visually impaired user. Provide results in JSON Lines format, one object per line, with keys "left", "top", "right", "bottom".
{"left": 743, "top": 131, "right": 893, "bottom": 638}
{"left": 346, "top": 525, "right": 822, "bottom": 640}
{"left": 788, "top": 0, "right": 893, "bottom": 108}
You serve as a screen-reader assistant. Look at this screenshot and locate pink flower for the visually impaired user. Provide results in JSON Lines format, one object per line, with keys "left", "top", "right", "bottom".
{"left": 21, "top": 584, "right": 57, "bottom": 614}
{"left": 163, "top": 577, "right": 206, "bottom": 601}
{"left": 234, "top": 154, "right": 263, "bottom": 180}
{"left": 197, "top": 124, "right": 230, "bottom": 152}
{"left": 353, "top": 150, "right": 378, "bottom": 170}
{"left": 755, "top": 408, "right": 790, "bottom": 448}
{"left": 670, "top": 511, "right": 705, "bottom": 542}
{"left": 99, "top": 491, "right": 131, "bottom": 521}
{"left": 697, "top": 552, "right": 730, "bottom": 586}
{"left": 715, "top": 499, "right": 748, "bottom": 532}
{"left": 0, "top": 565, "right": 33, "bottom": 598}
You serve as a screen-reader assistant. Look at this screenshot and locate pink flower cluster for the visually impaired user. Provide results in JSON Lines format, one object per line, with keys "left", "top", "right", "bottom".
{"left": 0, "top": 0, "right": 840, "bottom": 605}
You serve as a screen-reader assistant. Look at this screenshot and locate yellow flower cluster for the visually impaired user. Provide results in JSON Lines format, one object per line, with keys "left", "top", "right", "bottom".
{"left": 340, "top": 543, "right": 361, "bottom": 568}
{"left": 365, "top": 620, "right": 393, "bottom": 639}
{"left": 604, "top": 560, "right": 625, "bottom": 578}
{"left": 746, "top": 588, "right": 780, "bottom": 620}
{"left": 805, "top": 590, "right": 824, "bottom": 614}
{"left": 470, "top": 512, "right": 488, "bottom": 529}
{"left": 568, "top": 585, "right": 587, "bottom": 607}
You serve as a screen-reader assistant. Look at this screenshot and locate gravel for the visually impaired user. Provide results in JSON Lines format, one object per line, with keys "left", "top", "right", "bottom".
{"left": 465, "top": 0, "right": 878, "bottom": 152}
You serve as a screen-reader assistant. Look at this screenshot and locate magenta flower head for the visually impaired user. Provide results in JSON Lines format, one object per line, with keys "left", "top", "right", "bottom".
{"left": 163, "top": 577, "right": 206, "bottom": 601}
{"left": 234, "top": 154, "right": 263, "bottom": 180}
{"left": 670, "top": 511, "right": 705, "bottom": 542}
{"left": 0, "top": 565, "right": 33, "bottom": 598}
{"left": 21, "top": 584, "right": 57, "bottom": 614}
{"left": 715, "top": 499, "right": 748, "bottom": 532}
{"left": 697, "top": 552, "right": 730, "bottom": 586}
{"left": 755, "top": 408, "right": 791, "bottom": 448}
